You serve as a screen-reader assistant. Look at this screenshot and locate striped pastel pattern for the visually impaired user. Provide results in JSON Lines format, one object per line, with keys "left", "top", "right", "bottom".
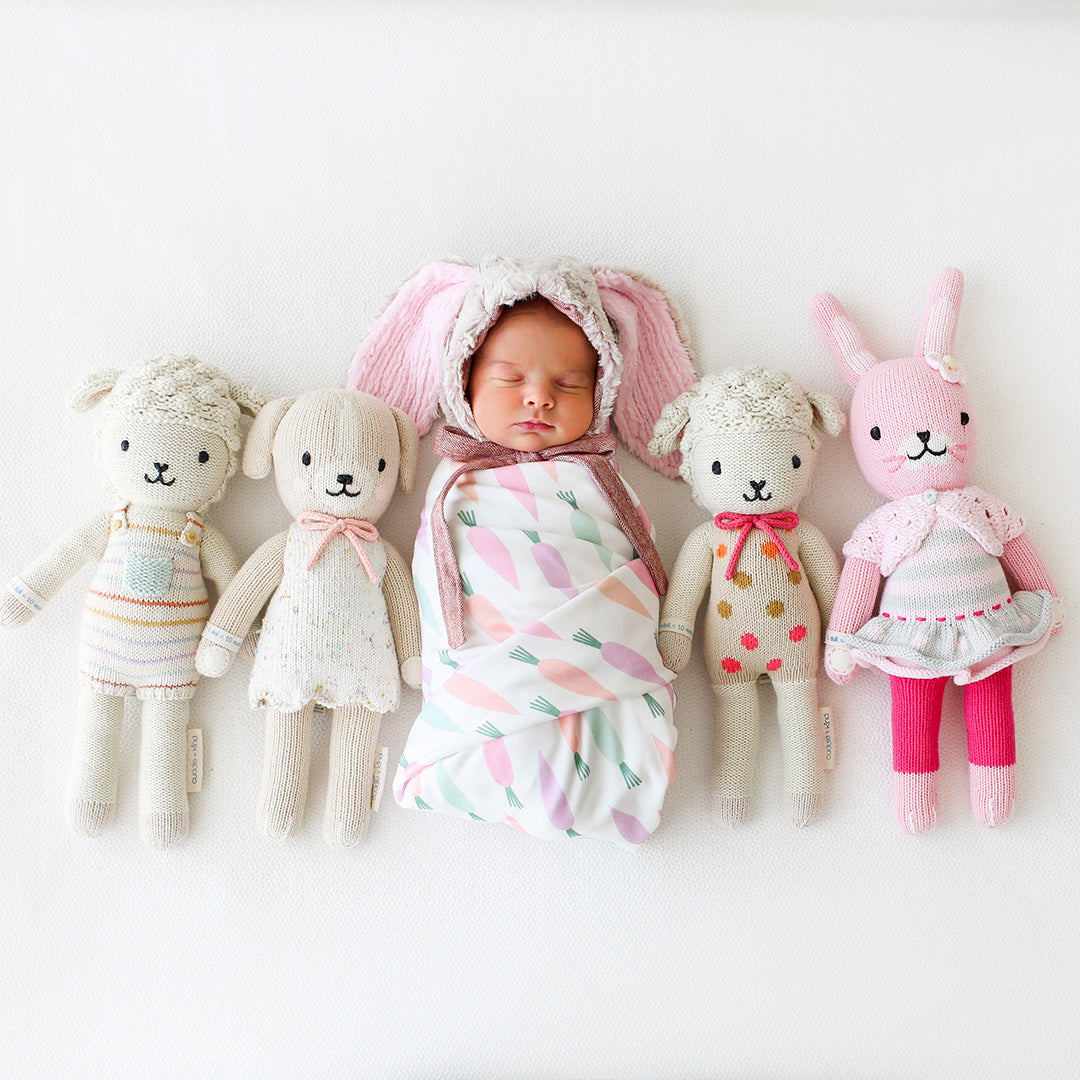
{"left": 78, "top": 511, "right": 208, "bottom": 700}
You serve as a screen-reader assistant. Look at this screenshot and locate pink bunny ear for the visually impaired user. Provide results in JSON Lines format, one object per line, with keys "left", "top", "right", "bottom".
{"left": 811, "top": 291, "right": 880, "bottom": 388}
{"left": 346, "top": 261, "right": 473, "bottom": 435}
{"left": 595, "top": 269, "right": 697, "bottom": 477}
{"left": 916, "top": 267, "right": 964, "bottom": 359}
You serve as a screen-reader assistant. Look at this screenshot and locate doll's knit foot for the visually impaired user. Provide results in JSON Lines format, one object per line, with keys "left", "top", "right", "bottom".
{"left": 970, "top": 763, "right": 1015, "bottom": 828}
{"left": 323, "top": 809, "right": 370, "bottom": 848}
{"left": 141, "top": 810, "right": 189, "bottom": 849}
{"left": 787, "top": 791, "right": 823, "bottom": 826}
{"left": 70, "top": 798, "right": 115, "bottom": 837}
{"left": 712, "top": 794, "right": 750, "bottom": 826}
{"left": 895, "top": 771, "right": 937, "bottom": 834}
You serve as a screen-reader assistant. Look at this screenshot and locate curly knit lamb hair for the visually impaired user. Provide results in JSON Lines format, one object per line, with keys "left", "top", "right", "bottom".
{"left": 67, "top": 354, "right": 265, "bottom": 482}
{"left": 649, "top": 366, "right": 843, "bottom": 484}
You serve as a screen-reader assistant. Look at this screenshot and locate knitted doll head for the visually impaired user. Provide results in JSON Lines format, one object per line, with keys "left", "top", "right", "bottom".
{"left": 346, "top": 254, "right": 696, "bottom": 474}
{"left": 648, "top": 367, "right": 843, "bottom": 515}
{"left": 68, "top": 354, "right": 264, "bottom": 512}
{"left": 242, "top": 388, "right": 418, "bottom": 521}
{"left": 812, "top": 267, "right": 975, "bottom": 499}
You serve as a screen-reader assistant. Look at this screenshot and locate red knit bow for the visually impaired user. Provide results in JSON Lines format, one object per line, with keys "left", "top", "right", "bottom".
{"left": 714, "top": 510, "right": 800, "bottom": 580}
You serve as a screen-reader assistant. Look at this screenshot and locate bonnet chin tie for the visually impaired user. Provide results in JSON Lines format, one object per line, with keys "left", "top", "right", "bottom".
{"left": 431, "top": 426, "right": 668, "bottom": 649}
{"left": 298, "top": 512, "right": 381, "bottom": 580}
{"left": 714, "top": 510, "right": 801, "bottom": 581}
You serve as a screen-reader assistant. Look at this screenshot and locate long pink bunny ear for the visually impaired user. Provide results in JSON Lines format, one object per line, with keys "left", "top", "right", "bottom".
{"left": 346, "top": 261, "right": 473, "bottom": 435}
{"left": 811, "top": 291, "right": 880, "bottom": 388}
{"left": 916, "top": 267, "right": 964, "bottom": 359}
{"left": 595, "top": 269, "right": 696, "bottom": 477}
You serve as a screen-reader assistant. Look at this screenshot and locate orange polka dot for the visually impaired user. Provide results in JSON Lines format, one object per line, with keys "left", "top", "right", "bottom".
{"left": 761, "top": 541, "right": 780, "bottom": 559}
{"left": 716, "top": 543, "right": 728, "bottom": 558}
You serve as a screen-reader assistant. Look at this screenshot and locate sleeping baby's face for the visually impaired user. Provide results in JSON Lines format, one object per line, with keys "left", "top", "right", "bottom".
{"left": 466, "top": 297, "right": 598, "bottom": 452}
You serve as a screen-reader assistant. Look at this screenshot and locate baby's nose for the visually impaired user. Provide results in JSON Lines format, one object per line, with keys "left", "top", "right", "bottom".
{"left": 524, "top": 381, "right": 555, "bottom": 407}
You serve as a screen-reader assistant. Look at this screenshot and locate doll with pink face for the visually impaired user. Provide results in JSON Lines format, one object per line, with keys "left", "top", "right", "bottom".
{"left": 814, "top": 268, "right": 1062, "bottom": 833}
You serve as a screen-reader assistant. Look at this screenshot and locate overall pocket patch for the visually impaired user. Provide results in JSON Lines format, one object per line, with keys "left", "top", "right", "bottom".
{"left": 124, "top": 552, "right": 175, "bottom": 598}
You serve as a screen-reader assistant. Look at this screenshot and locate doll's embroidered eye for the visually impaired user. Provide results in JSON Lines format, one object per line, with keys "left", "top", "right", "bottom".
{"left": 961, "top": 412, "right": 969, "bottom": 426}
{"left": 302, "top": 452, "right": 311, "bottom": 466}
{"left": 378, "top": 458, "right": 386, "bottom": 472}
{"left": 120, "top": 440, "right": 129, "bottom": 452}
{"left": 711, "top": 461, "right": 722, "bottom": 475}
{"left": 792, "top": 455, "right": 801, "bottom": 469}
{"left": 198, "top": 450, "right": 210, "bottom": 464}
{"left": 870, "top": 426, "right": 881, "bottom": 441}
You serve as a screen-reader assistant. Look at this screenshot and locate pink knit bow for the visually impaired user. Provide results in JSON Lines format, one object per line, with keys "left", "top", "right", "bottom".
{"left": 714, "top": 510, "right": 800, "bottom": 580}
{"left": 298, "top": 512, "right": 381, "bottom": 579}
{"left": 431, "top": 426, "right": 667, "bottom": 649}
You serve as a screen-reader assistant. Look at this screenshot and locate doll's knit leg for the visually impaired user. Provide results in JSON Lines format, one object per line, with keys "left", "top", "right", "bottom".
{"left": 773, "top": 679, "right": 824, "bottom": 826}
{"left": 324, "top": 703, "right": 382, "bottom": 847}
{"left": 69, "top": 686, "right": 124, "bottom": 836}
{"left": 964, "top": 666, "right": 1016, "bottom": 828}
{"left": 712, "top": 681, "right": 759, "bottom": 825}
{"left": 257, "top": 704, "right": 314, "bottom": 841}
{"left": 890, "top": 675, "right": 947, "bottom": 834}
{"left": 138, "top": 698, "right": 190, "bottom": 848}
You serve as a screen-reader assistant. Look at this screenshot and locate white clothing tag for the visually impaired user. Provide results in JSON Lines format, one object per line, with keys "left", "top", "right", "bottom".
{"left": 820, "top": 707, "right": 835, "bottom": 770}
{"left": 371, "top": 746, "right": 389, "bottom": 811}
{"left": 186, "top": 728, "right": 203, "bottom": 792}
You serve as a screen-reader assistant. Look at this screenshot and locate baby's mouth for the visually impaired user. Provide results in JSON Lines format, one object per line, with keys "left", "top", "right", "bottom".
{"left": 515, "top": 420, "right": 554, "bottom": 432}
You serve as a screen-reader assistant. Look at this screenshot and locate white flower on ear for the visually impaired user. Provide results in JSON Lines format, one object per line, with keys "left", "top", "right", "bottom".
{"left": 924, "top": 353, "right": 965, "bottom": 384}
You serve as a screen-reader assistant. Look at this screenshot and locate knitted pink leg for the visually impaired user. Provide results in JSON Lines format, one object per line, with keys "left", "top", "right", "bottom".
{"left": 890, "top": 675, "right": 947, "bottom": 834}
{"left": 964, "top": 667, "right": 1016, "bottom": 827}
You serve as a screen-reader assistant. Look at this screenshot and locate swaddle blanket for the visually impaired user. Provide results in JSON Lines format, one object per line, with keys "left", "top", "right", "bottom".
{"left": 394, "top": 456, "right": 677, "bottom": 846}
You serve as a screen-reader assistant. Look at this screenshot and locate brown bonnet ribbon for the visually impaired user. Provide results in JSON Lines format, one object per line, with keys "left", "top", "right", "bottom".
{"left": 431, "top": 425, "right": 668, "bottom": 648}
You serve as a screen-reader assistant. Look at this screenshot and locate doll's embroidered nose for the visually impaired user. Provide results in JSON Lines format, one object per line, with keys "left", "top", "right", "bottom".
{"left": 145, "top": 462, "right": 175, "bottom": 485}
{"left": 337, "top": 473, "right": 353, "bottom": 485}
{"left": 744, "top": 480, "right": 772, "bottom": 502}
{"left": 917, "top": 431, "right": 931, "bottom": 444}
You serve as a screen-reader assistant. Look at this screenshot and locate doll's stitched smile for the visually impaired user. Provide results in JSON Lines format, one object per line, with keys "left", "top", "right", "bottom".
{"left": 743, "top": 480, "right": 772, "bottom": 503}
{"left": 906, "top": 431, "right": 948, "bottom": 461}
{"left": 326, "top": 473, "right": 362, "bottom": 497}
{"left": 144, "top": 463, "right": 176, "bottom": 486}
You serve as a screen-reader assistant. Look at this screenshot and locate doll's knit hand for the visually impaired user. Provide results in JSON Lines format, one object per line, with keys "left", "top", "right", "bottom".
{"left": 658, "top": 629, "right": 692, "bottom": 673}
{"left": 239, "top": 628, "right": 259, "bottom": 661}
{"left": 400, "top": 656, "right": 422, "bottom": 689}
{"left": 1051, "top": 597, "right": 1065, "bottom": 637}
{"left": 825, "top": 640, "right": 856, "bottom": 684}
{"left": 0, "top": 591, "right": 35, "bottom": 628}
{"left": 196, "top": 638, "right": 234, "bottom": 678}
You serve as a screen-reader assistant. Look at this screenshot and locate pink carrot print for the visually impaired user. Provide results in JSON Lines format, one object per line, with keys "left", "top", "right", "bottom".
{"left": 444, "top": 671, "right": 519, "bottom": 714}
{"left": 510, "top": 646, "right": 618, "bottom": 702}
{"left": 611, "top": 806, "right": 650, "bottom": 845}
{"left": 397, "top": 759, "right": 433, "bottom": 810}
{"left": 497, "top": 464, "right": 537, "bottom": 518}
{"left": 652, "top": 734, "right": 676, "bottom": 783}
{"left": 595, "top": 574, "right": 651, "bottom": 619}
{"left": 522, "top": 619, "right": 561, "bottom": 640}
{"left": 477, "top": 720, "right": 523, "bottom": 808}
{"left": 583, "top": 706, "right": 641, "bottom": 789}
{"left": 523, "top": 531, "right": 577, "bottom": 598}
{"left": 461, "top": 573, "right": 514, "bottom": 641}
{"left": 627, "top": 558, "right": 660, "bottom": 597}
{"left": 572, "top": 627, "right": 667, "bottom": 686}
{"left": 458, "top": 510, "right": 518, "bottom": 589}
{"left": 454, "top": 470, "right": 479, "bottom": 501}
{"left": 537, "top": 751, "right": 579, "bottom": 836}
{"left": 532, "top": 699, "right": 590, "bottom": 780}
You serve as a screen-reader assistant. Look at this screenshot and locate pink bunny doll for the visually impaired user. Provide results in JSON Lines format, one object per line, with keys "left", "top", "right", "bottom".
{"left": 813, "top": 268, "right": 1062, "bottom": 833}
{"left": 347, "top": 255, "right": 697, "bottom": 846}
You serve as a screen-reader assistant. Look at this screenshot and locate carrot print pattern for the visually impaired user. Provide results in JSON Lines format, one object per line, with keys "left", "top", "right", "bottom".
{"left": 458, "top": 510, "right": 518, "bottom": 589}
{"left": 572, "top": 627, "right": 668, "bottom": 686}
{"left": 477, "top": 720, "right": 523, "bottom": 808}
{"left": 557, "top": 490, "right": 613, "bottom": 570}
{"left": 583, "top": 706, "right": 641, "bottom": 789}
{"left": 509, "top": 646, "right": 617, "bottom": 702}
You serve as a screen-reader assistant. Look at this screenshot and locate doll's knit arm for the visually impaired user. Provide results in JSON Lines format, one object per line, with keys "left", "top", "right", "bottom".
{"left": 1000, "top": 532, "right": 1058, "bottom": 595}
{"left": 3, "top": 509, "right": 112, "bottom": 624}
{"left": 198, "top": 524, "right": 242, "bottom": 600}
{"left": 382, "top": 540, "right": 421, "bottom": 687}
{"left": 658, "top": 522, "right": 713, "bottom": 672}
{"left": 828, "top": 556, "right": 881, "bottom": 634}
{"left": 797, "top": 522, "right": 840, "bottom": 624}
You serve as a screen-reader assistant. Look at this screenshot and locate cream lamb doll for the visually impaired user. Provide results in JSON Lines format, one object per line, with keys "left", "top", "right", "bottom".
{"left": 195, "top": 389, "right": 421, "bottom": 846}
{"left": 0, "top": 355, "right": 264, "bottom": 847}
{"left": 813, "top": 268, "right": 1062, "bottom": 833}
{"left": 649, "top": 368, "right": 842, "bottom": 826}
{"left": 346, "top": 255, "right": 697, "bottom": 847}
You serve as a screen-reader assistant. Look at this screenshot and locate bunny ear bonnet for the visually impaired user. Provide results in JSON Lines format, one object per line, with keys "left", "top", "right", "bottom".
{"left": 346, "top": 255, "right": 696, "bottom": 476}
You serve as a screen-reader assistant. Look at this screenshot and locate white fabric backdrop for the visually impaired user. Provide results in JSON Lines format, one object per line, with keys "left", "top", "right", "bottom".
{"left": 2, "top": 4, "right": 1078, "bottom": 1078}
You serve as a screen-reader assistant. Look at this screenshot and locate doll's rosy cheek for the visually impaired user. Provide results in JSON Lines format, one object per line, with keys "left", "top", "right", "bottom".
{"left": 294, "top": 474, "right": 311, "bottom": 494}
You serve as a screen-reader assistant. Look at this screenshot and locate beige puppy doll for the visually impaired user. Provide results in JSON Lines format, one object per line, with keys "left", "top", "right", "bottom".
{"left": 196, "top": 389, "right": 421, "bottom": 846}
{"left": 649, "top": 368, "right": 842, "bottom": 826}
{"left": 1, "top": 355, "right": 264, "bottom": 847}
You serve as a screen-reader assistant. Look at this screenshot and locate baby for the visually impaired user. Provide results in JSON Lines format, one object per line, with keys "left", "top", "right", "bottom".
{"left": 347, "top": 255, "right": 697, "bottom": 845}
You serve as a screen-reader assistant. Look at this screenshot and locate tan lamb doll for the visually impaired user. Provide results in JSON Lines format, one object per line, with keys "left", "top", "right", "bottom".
{"left": 195, "top": 389, "right": 421, "bottom": 846}
{"left": 0, "top": 355, "right": 264, "bottom": 847}
{"left": 649, "top": 368, "right": 842, "bottom": 826}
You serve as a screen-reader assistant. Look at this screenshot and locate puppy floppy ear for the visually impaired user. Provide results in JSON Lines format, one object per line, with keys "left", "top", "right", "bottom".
{"left": 68, "top": 369, "right": 123, "bottom": 413}
{"left": 594, "top": 269, "right": 697, "bottom": 476}
{"left": 243, "top": 397, "right": 295, "bottom": 479}
{"left": 391, "top": 405, "right": 419, "bottom": 494}
{"left": 347, "top": 261, "right": 473, "bottom": 435}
